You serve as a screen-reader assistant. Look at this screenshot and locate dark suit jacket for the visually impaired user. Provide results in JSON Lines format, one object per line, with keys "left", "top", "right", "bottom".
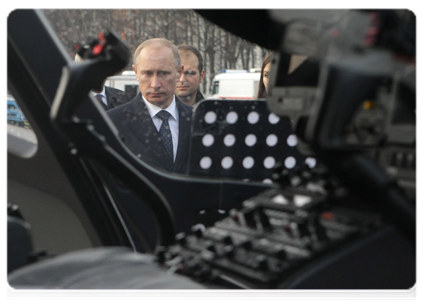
{"left": 107, "top": 93, "right": 193, "bottom": 174}
{"left": 102, "top": 86, "right": 133, "bottom": 110}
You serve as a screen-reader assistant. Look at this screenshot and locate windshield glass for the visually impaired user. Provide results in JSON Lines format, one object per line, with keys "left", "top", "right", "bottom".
{"left": 40, "top": 9, "right": 310, "bottom": 183}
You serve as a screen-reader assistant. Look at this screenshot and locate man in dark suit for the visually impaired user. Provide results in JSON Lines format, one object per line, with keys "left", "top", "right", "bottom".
{"left": 94, "top": 85, "right": 133, "bottom": 111}
{"left": 107, "top": 38, "right": 192, "bottom": 175}
{"left": 75, "top": 53, "right": 133, "bottom": 110}
{"left": 176, "top": 44, "right": 205, "bottom": 106}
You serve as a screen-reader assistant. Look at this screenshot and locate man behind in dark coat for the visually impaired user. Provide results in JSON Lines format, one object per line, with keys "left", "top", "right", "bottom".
{"left": 176, "top": 44, "right": 205, "bottom": 106}
{"left": 107, "top": 38, "right": 193, "bottom": 175}
{"left": 74, "top": 53, "right": 132, "bottom": 110}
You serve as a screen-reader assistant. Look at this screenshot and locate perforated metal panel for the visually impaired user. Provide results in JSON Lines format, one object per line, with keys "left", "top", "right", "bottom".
{"left": 188, "top": 99, "right": 311, "bottom": 183}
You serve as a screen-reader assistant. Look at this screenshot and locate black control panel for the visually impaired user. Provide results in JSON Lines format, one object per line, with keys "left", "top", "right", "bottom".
{"left": 379, "top": 146, "right": 416, "bottom": 175}
{"left": 378, "top": 146, "right": 416, "bottom": 202}
{"left": 157, "top": 186, "right": 395, "bottom": 288}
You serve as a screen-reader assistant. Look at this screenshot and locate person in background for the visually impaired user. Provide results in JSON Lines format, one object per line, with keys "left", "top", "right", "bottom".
{"left": 74, "top": 53, "right": 133, "bottom": 110}
{"left": 175, "top": 44, "right": 205, "bottom": 106}
{"left": 257, "top": 53, "right": 309, "bottom": 99}
{"left": 107, "top": 38, "right": 192, "bottom": 175}
{"left": 257, "top": 53, "right": 272, "bottom": 99}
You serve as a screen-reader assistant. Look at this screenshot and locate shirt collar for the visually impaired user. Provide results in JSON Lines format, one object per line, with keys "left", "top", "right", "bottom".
{"left": 90, "top": 86, "right": 106, "bottom": 97}
{"left": 141, "top": 94, "right": 178, "bottom": 121}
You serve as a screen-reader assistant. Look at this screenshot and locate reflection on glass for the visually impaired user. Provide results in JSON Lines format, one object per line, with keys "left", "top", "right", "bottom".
{"left": 7, "top": 93, "right": 38, "bottom": 158}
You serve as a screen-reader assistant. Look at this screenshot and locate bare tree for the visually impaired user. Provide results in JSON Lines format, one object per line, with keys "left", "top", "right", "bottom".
{"left": 42, "top": 9, "right": 268, "bottom": 94}
{"left": 224, "top": 32, "right": 240, "bottom": 69}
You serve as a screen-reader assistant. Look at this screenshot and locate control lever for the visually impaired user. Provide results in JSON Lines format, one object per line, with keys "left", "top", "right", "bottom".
{"left": 309, "top": 213, "right": 329, "bottom": 242}
{"left": 51, "top": 30, "right": 130, "bottom": 123}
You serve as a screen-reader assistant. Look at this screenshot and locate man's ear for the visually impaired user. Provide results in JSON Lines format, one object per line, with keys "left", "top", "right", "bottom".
{"left": 200, "top": 70, "right": 205, "bottom": 83}
{"left": 132, "top": 64, "right": 139, "bottom": 81}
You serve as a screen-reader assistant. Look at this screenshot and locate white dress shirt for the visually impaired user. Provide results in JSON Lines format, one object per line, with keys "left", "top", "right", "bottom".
{"left": 91, "top": 86, "right": 107, "bottom": 106}
{"left": 141, "top": 95, "right": 179, "bottom": 162}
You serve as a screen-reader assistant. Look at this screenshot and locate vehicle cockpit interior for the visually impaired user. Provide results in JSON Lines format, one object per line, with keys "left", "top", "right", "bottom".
{"left": 7, "top": 9, "right": 416, "bottom": 291}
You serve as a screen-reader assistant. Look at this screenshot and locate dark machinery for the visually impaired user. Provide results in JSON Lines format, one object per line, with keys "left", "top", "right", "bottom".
{"left": 7, "top": 9, "right": 415, "bottom": 289}
{"left": 156, "top": 9, "right": 416, "bottom": 289}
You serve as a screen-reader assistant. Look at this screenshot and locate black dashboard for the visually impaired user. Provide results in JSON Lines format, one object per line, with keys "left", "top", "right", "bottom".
{"left": 7, "top": 9, "right": 415, "bottom": 293}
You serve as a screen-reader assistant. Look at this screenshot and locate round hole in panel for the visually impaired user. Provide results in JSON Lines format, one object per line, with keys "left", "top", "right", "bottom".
{"left": 202, "top": 134, "right": 214, "bottom": 147}
{"left": 247, "top": 111, "right": 260, "bottom": 124}
{"left": 242, "top": 156, "right": 255, "bottom": 169}
{"left": 226, "top": 111, "right": 238, "bottom": 124}
{"left": 266, "top": 134, "right": 278, "bottom": 147}
{"left": 204, "top": 111, "right": 217, "bottom": 124}
{"left": 305, "top": 157, "right": 317, "bottom": 168}
{"left": 268, "top": 113, "right": 280, "bottom": 124}
{"left": 284, "top": 156, "right": 296, "bottom": 169}
{"left": 221, "top": 156, "right": 233, "bottom": 169}
{"left": 263, "top": 156, "right": 276, "bottom": 169}
{"left": 245, "top": 134, "right": 257, "bottom": 147}
{"left": 263, "top": 179, "right": 273, "bottom": 184}
{"left": 287, "top": 134, "right": 298, "bottom": 147}
{"left": 223, "top": 134, "right": 236, "bottom": 147}
{"left": 200, "top": 156, "right": 212, "bottom": 169}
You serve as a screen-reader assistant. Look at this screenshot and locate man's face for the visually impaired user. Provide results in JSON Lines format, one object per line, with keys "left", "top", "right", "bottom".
{"left": 176, "top": 50, "right": 205, "bottom": 100}
{"left": 133, "top": 44, "right": 182, "bottom": 108}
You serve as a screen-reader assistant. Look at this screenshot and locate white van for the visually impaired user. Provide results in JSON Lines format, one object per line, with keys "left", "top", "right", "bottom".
{"left": 105, "top": 71, "right": 139, "bottom": 99}
{"left": 210, "top": 70, "right": 261, "bottom": 100}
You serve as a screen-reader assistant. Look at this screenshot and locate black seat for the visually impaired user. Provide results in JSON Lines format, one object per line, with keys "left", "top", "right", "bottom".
{"left": 8, "top": 247, "right": 206, "bottom": 289}
{"left": 7, "top": 216, "right": 34, "bottom": 274}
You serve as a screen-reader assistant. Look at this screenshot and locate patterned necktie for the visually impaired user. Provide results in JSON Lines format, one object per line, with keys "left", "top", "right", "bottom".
{"left": 156, "top": 110, "right": 174, "bottom": 162}
{"left": 95, "top": 94, "right": 108, "bottom": 110}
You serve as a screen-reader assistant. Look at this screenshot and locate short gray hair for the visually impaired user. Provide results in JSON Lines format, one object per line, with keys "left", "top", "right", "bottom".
{"left": 133, "top": 38, "right": 181, "bottom": 70}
